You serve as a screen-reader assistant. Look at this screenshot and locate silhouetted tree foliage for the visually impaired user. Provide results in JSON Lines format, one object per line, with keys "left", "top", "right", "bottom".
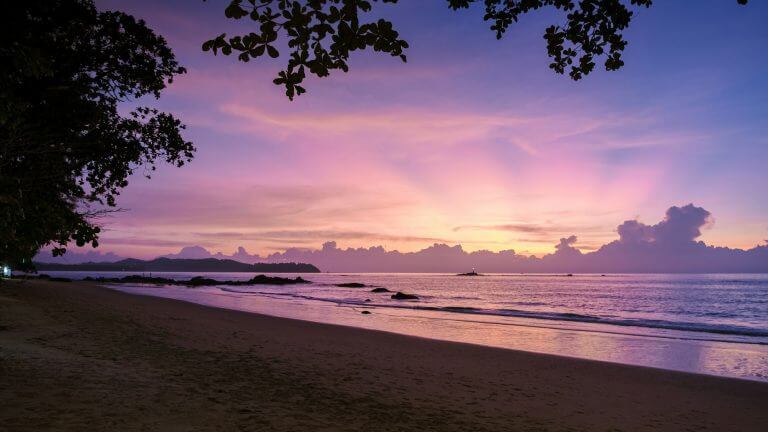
{"left": 205, "top": 0, "right": 749, "bottom": 99}
{"left": 0, "top": 0, "right": 193, "bottom": 270}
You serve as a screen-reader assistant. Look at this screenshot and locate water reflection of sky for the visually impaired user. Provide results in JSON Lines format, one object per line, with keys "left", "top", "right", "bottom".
{"left": 104, "top": 280, "right": 768, "bottom": 382}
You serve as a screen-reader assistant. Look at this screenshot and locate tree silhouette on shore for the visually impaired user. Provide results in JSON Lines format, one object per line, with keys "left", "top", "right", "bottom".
{"left": 0, "top": 0, "right": 193, "bottom": 269}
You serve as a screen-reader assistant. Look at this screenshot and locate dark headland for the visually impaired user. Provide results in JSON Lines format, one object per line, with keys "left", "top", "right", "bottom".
{"left": 82, "top": 274, "right": 310, "bottom": 287}
{"left": 33, "top": 257, "right": 320, "bottom": 273}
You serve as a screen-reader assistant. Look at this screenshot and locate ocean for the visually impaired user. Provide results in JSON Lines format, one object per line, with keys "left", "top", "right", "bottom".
{"left": 44, "top": 271, "right": 768, "bottom": 381}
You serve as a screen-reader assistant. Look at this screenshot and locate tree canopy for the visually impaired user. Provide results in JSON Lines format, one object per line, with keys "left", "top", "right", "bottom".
{"left": 0, "top": 0, "right": 193, "bottom": 269}
{"left": 204, "top": 0, "right": 749, "bottom": 100}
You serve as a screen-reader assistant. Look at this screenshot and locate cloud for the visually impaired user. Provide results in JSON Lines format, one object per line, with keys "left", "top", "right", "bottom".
{"left": 454, "top": 222, "right": 606, "bottom": 236}
{"left": 162, "top": 245, "right": 214, "bottom": 260}
{"left": 98, "top": 237, "right": 203, "bottom": 248}
{"left": 192, "top": 229, "right": 450, "bottom": 244}
{"left": 35, "top": 249, "right": 124, "bottom": 264}
{"left": 38, "top": 204, "right": 768, "bottom": 273}
{"left": 555, "top": 235, "right": 578, "bottom": 251}
{"left": 258, "top": 204, "right": 768, "bottom": 272}
{"left": 455, "top": 223, "right": 556, "bottom": 233}
{"left": 111, "top": 182, "right": 417, "bottom": 230}
{"left": 616, "top": 204, "right": 712, "bottom": 245}
{"left": 218, "top": 103, "right": 549, "bottom": 157}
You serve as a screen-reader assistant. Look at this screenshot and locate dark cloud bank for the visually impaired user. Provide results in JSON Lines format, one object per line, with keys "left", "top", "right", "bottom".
{"left": 37, "top": 205, "right": 768, "bottom": 273}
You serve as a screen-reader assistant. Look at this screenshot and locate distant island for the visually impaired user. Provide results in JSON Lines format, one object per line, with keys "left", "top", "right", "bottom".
{"left": 33, "top": 257, "right": 321, "bottom": 273}
{"left": 82, "top": 274, "right": 311, "bottom": 286}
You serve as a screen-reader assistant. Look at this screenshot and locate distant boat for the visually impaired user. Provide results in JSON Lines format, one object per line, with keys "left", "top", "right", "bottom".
{"left": 457, "top": 270, "right": 481, "bottom": 276}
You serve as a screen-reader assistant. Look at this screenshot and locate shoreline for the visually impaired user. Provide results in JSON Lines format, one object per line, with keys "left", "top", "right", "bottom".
{"left": 36, "top": 270, "right": 768, "bottom": 346}
{"left": 107, "top": 278, "right": 768, "bottom": 381}
{"left": 2, "top": 279, "right": 767, "bottom": 431}
{"left": 111, "top": 281, "right": 768, "bottom": 379}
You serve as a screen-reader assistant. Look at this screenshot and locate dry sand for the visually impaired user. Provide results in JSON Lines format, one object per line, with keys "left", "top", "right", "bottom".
{"left": 1, "top": 279, "right": 766, "bottom": 431}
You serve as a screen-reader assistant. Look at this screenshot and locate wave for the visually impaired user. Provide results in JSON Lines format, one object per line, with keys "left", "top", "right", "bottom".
{"left": 435, "top": 307, "right": 768, "bottom": 338}
{"left": 216, "top": 286, "right": 768, "bottom": 340}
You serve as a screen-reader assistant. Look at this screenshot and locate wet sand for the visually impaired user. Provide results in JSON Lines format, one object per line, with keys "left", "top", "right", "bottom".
{"left": 1, "top": 279, "right": 766, "bottom": 431}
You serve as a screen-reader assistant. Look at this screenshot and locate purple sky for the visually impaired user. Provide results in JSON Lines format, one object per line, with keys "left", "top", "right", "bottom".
{"left": 82, "top": 0, "right": 768, "bottom": 259}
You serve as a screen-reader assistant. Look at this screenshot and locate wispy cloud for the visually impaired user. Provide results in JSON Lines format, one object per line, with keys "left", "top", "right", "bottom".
{"left": 453, "top": 223, "right": 603, "bottom": 234}
{"left": 99, "top": 237, "right": 206, "bottom": 248}
{"left": 192, "top": 229, "right": 450, "bottom": 244}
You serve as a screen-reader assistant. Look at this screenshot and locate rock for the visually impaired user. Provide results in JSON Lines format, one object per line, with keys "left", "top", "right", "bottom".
{"left": 248, "top": 275, "right": 310, "bottom": 285}
{"left": 335, "top": 282, "right": 366, "bottom": 288}
{"left": 83, "top": 274, "right": 311, "bottom": 287}
{"left": 370, "top": 287, "right": 391, "bottom": 293}
{"left": 361, "top": 310, "right": 371, "bottom": 315}
{"left": 457, "top": 271, "right": 481, "bottom": 276}
{"left": 187, "top": 276, "right": 220, "bottom": 286}
{"left": 391, "top": 291, "right": 418, "bottom": 300}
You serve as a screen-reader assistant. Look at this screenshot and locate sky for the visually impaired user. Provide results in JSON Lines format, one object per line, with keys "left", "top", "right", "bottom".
{"left": 86, "top": 0, "right": 768, "bottom": 259}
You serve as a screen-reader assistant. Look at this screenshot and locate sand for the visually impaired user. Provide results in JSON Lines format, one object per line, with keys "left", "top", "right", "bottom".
{"left": 1, "top": 279, "right": 766, "bottom": 431}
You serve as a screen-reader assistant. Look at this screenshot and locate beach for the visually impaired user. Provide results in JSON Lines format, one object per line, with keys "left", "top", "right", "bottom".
{"left": 1, "top": 279, "right": 767, "bottom": 431}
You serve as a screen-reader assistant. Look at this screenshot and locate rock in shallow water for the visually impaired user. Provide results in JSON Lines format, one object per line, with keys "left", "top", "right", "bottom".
{"left": 335, "top": 282, "right": 366, "bottom": 288}
{"left": 391, "top": 292, "right": 418, "bottom": 300}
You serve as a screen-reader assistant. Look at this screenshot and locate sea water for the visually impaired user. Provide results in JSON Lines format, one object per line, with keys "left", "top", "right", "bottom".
{"left": 46, "top": 271, "right": 768, "bottom": 381}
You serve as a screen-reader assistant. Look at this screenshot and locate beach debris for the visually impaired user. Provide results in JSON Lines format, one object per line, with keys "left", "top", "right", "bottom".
{"left": 370, "top": 287, "right": 391, "bottom": 293}
{"left": 335, "top": 282, "right": 366, "bottom": 288}
{"left": 391, "top": 292, "right": 419, "bottom": 300}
